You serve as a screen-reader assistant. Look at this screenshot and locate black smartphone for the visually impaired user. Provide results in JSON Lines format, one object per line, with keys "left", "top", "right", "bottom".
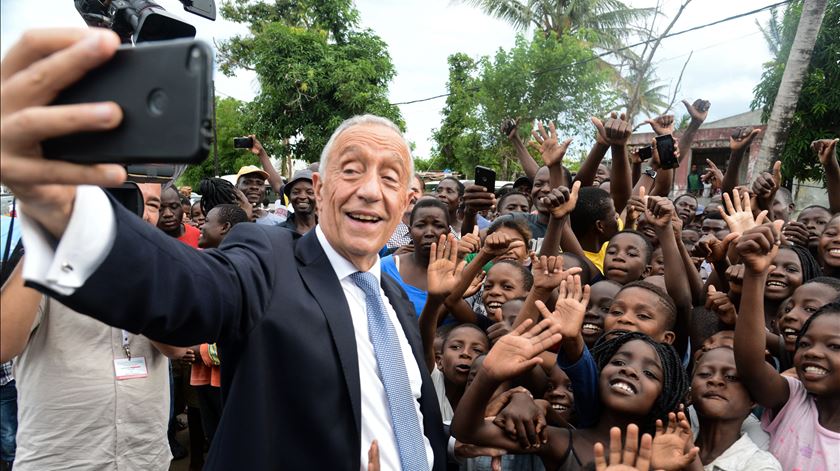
{"left": 474, "top": 165, "right": 496, "bottom": 192}
{"left": 43, "top": 39, "right": 213, "bottom": 165}
{"left": 656, "top": 134, "right": 678, "bottom": 169}
{"left": 104, "top": 182, "right": 143, "bottom": 218}
{"left": 233, "top": 137, "right": 254, "bottom": 149}
{"left": 638, "top": 145, "right": 653, "bottom": 161}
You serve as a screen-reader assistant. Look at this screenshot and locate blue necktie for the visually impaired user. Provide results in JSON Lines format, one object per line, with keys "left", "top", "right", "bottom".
{"left": 349, "top": 271, "right": 428, "bottom": 471}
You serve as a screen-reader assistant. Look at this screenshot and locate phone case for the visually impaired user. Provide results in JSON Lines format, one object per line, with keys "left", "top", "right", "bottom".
{"left": 475, "top": 165, "right": 496, "bottom": 192}
{"left": 43, "top": 39, "right": 213, "bottom": 164}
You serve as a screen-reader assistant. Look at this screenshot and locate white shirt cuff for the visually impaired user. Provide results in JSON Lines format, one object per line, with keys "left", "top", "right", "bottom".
{"left": 21, "top": 185, "right": 117, "bottom": 296}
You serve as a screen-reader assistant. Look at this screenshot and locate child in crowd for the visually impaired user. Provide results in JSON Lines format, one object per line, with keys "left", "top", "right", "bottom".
{"left": 818, "top": 213, "right": 840, "bottom": 277}
{"left": 603, "top": 230, "right": 652, "bottom": 285}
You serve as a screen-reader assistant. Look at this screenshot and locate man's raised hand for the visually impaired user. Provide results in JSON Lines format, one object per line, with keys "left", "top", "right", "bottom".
{"left": 812, "top": 138, "right": 839, "bottom": 167}
{"left": 531, "top": 120, "right": 572, "bottom": 168}
{"left": 542, "top": 181, "right": 580, "bottom": 220}
{"left": 592, "top": 112, "right": 632, "bottom": 147}
{"left": 682, "top": 98, "right": 710, "bottom": 123}
{"left": 644, "top": 114, "right": 674, "bottom": 136}
{"left": 729, "top": 126, "right": 761, "bottom": 154}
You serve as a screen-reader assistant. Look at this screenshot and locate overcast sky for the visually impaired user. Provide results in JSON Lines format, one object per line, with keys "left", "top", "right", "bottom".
{"left": 1, "top": 0, "right": 779, "bottom": 159}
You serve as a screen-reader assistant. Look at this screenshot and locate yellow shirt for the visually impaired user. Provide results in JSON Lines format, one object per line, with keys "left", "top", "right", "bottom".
{"left": 583, "top": 217, "right": 624, "bottom": 274}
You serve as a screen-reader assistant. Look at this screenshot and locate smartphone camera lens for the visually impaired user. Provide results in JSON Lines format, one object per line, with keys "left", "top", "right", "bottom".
{"left": 147, "top": 88, "right": 168, "bottom": 117}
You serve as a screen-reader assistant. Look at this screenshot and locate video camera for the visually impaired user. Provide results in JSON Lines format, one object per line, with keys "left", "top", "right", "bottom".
{"left": 75, "top": 0, "right": 216, "bottom": 44}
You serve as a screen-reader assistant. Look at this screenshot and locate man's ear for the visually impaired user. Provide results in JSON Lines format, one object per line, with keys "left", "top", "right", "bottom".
{"left": 595, "top": 219, "right": 605, "bottom": 236}
{"left": 663, "top": 330, "right": 676, "bottom": 345}
{"left": 219, "top": 222, "right": 232, "bottom": 236}
{"left": 312, "top": 172, "right": 323, "bottom": 203}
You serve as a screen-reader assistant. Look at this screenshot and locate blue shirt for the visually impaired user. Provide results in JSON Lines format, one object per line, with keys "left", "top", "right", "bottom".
{"left": 380, "top": 255, "right": 425, "bottom": 318}
{"left": 1, "top": 216, "right": 22, "bottom": 260}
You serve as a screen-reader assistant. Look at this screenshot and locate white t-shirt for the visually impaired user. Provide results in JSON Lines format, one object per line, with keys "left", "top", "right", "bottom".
{"left": 700, "top": 433, "right": 780, "bottom": 471}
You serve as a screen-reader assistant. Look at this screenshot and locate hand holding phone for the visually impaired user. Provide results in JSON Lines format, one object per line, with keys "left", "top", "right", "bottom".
{"left": 656, "top": 134, "right": 678, "bottom": 169}
{"left": 234, "top": 137, "right": 254, "bottom": 149}
{"left": 474, "top": 166, "right": 496, "bottom": 193}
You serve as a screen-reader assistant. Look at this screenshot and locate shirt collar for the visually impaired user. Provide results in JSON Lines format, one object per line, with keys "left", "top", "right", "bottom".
{"left": 315, "top": 225, "right": 381, "bottom": 283}
{"left": 709, "top": 434, "right": 756, "bottom": 470}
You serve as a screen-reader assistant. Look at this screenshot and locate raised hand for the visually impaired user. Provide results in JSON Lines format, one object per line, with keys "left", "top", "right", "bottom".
{"left": 644, "top": 196, "right": 675, "bottom": 231}
{"left": 248, "top": 134, "right": 266, "bottom": 156}
{"left": 535, "top": 274, "right": 590, "bottom": 340}
{"left": 725, "top": 264, "right": 746, "bottom": 294}
{"left": 458, "top": 225, "right": 481, "bottom": 258}
{"left": 542, "top": 181, "right": 581, "bottom": 219}
{"left": 625, "top": 187, "right": 647, "bottom": 229}
{"left": 593, "top": 424, "right": 652, "bottom": 471}
{"left": 701, "top": 159, "right": 723, "bottom": 191}
{"left": 706, "top": 285, "right": 738, "bottom": 325}
{"left": 464, "top": 184, "right": 496, "bottom": 213}
{"left": 730, "top": 127, "right": 761, "bottom": 154}
{"left": 650, "top": 411, "right": 699, "bottom": 471}
{"left": 692, "top": 232, "right": 740, "bottom": 264}
{"left": 782, "top": 220, "right": 810, "bottom": 247}
{"left": 464, "top": 271, "right": 486, "bottom": 298}
{"left": 481, "top": 318, "right": 562, "bottom": 383}
{"left": 427, "top": 234, "right": 465, "bottom": 298}
{"left": 592, "top": 112, "right": 632, "bottom": 147}
{"left": 644, "top": 114, "right": 675, "bottom": 136}
{"left": 531, "top": 120, "right": 572, "bottom": 168}
{"left": 751, "top": 161, "right": 782, "bottom": 201}
{"left": 735, "top": 221, "right": 784, "bottom": 274}
{"left": 530, "top": 253, "right": 582, "bottom": 293}
{"left": 682, "top": 98, "right": 710, "bottom": 123}
{"left": 720, "top": 187, "right": 767, "bottom": 234}
{"left": 481, "top": 232, "right": 526, "bottom": 258}
{"left": 812, "top": 138, "right": 839, "bottom": 166}
{"left": 493, "top": 390, "right": 547, "bottom": 449}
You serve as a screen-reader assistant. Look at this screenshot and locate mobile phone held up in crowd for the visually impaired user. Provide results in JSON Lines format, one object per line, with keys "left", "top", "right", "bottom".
{"left": 656, "top": 134, "right": 679, "bottom": 169}
{"left": 233, "top": 136, "right": 254, "bottom": 149}
{"left": 475, "top": 165, "right": 496, "bottom": 193}
{"left": 638, "top": 146, "right": 653, "bottom": 161}
{"left": 43, "top": 39, "right": 214, "bottom": 165}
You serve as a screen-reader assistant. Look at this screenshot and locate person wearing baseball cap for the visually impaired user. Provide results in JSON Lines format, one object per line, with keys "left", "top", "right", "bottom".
{"left": 235, "top": 165, "right": 285, "bottom": 226}
{"left": 278, "top": 169, "right": 317, "bottom": 235}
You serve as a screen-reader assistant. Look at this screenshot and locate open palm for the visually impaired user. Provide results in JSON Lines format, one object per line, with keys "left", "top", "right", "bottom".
{"left": 650, "top": 412, "right": 699, "bottom": 471}
{"left": 427, "top": 234, "right": 464, "bottom": 297}
{"left": 720, "top": 187, "right": 766, "bottom": 234}
{"left": 536, "top": 275, "right": 590, "bottom": 339}
{"left": 482, "top": 319, "right": 562, "bottom": 382}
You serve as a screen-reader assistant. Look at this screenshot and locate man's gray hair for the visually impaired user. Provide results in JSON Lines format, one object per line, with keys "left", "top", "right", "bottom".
{"left": 319, "top": 114, "right": 414, "bottom": 181}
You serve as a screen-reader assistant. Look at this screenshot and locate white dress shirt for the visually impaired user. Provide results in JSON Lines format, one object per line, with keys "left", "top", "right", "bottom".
{"left": 19, "top": 187, "right": 433, "bottom": 471}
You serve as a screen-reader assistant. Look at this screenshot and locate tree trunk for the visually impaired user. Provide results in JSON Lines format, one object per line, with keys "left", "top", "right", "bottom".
{"left": 751, "top": 0, "right": 828, "bottom": 180}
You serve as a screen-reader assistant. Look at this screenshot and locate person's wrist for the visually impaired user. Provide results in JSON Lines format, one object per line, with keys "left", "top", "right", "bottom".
{"left": 653, "top": 223, "right": 672, "bottom": 234}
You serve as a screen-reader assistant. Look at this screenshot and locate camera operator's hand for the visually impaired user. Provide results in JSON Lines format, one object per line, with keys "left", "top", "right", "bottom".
{"left": 0, "top": 28, "right": 126, "bottom": 237}
{"left": 248, "top": 134, "right": 267, "bottom": 157}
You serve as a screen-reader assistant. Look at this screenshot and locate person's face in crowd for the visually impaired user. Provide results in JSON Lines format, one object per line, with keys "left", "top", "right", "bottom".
{"left": 498, "top": 193, "right": 530, "bottom": 216}
{"left": 797, "top": 206, "right": 831, "bottom": 249}
{"left": 701, "top": 218, "right": 729, "bottom": 240}
{"left": 313, "top": 123, "right": 411, "bottom": 270}
{"left": 704, "top": 202, "right": 722, "bottom": 219}
{"left": 544, "top": 367, "right": 574, "bottom": 423}
{"left": 681, "top": 229, "right": 700, "bottom": 251}
{"left": 601, "top": 199, "right": 621, "bottom": 243}
{"left": 410, "top": 175, "right": 424, "bottom": 203}
{"left": 818, "top": 216, "right": 840, "bottom": 271}
{"left": 434, "top": 179, "right": 461, "bottom": 214}
{"left": 490, "top": 226, "right": 528, "bottom": 263}
{"left": 764, "top": 248, "right": 803, "bottom": 301}
{"left": 199, "top": 207, "right": 228, "bottom": 249}
{"left": 594, "top": 164, "right": 609, "bottom": 186}
{"left": 583, "top": 281, "right": 621, "bottom": 347}
{"left": 604, "top": 233, "right": 650, "bottom": 285}
{"left": 138, "top": 183, "right": 161, "bottom": 226}
{"left": 482, "top": 263, "right": 528, "bottom": 312}
{"left": 598, "top": 340, "right": 663, "bottom": 417}
{"left": 778, "top": 283, "right": 837, "bottom": 353}
{"left": 500, "top": 299, "right": 524, "bottom": 326}
{"left": 190, "top": 202, "right": 205, "bottom": 229}
{"left": 514, "top": 183, "right": 532, "bottom": 195}
{"left": 772, "top": 193, "right": 794, "bottom": 222}
{"left": 466, "top": 355, "right": 486, "bottom": 389}
{"left": 409, "top": 206, "right": 449, "bottom": 260}
{"left": 694, "top": 331, "right": 735, "bottom": 362}
{"left": 793, "top": 313, "right": 840, "bottom": 396}
{"left": 674, "top": 196, "right": 697, "bottom": 225}
{"left": 648, "top": 247, "right": 665, "bottom": 277}
{"left": 691, "top": 347, "right": 753, "bottom": 421}
{"left": 605, "top": 287, "right": 675, "bottom": 344}
{"left": 690, "top": 164, "right": 698, "bottom": 173}
{"left": 289, "top": 180, "right": 316, "bottom": 215}
{"left": 531, "top": 166, "right": 551, "bottom": 214}
{"left": 158, "top": 187, "right": 183, "bottom": 235}
{"left": 238, "top": 173, "right": 266, "bottom": 205}
{"left": 181, "top": 201, "right": 192, "bottom": 222}
{"left": 440, "top": 326, "right": 488, "bottom": 386}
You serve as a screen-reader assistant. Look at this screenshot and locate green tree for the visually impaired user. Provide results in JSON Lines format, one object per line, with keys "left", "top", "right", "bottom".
{"left": 216, "top": 0, "right": 403, "bottom": 164}
{"left": 179, "top": 97, "right": 256, "bottom": 188}
{"left": 752, "top": 0, "right": 839, "bottom": 181}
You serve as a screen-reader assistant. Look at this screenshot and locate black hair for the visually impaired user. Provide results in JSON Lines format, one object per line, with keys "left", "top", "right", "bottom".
{"left": 618, "top": 280, "right": 677, "bottom": 330}
{"left": 591, "top": 331, "right": 689, "bottom": 434}
{"left": 438, "top": 176, "right": 465, "bottom": 196}
{"left": 211, "top": 204, "right": 249, "bottom": 227}
{"left": 496, "top": 191, "right": 530, "bottom": 212}
{"left": 570, "top": 187, "right": 612, "bottom": 237}
{"left": 561, "top": 252, "right": 593, "bottom": 284}
{"left": 799, "top": 204, "right": 830, "bottom": 215}
{"left": 490, "top": 259, "right": 534, "bottom": 292}
{"left": 608, "top": 230, "right": 654, "bottom": 265}
{"left": 780, "top": 244, "right": 822, "bottom": 282}
{"left": 804, "top": 276, "right": 840, "bottom": 298}
{"left": 776, "top": 187, "right": 793, "bottom": 205}
{"left": 179, "top": 195, "right": 191, "bottom": 206}
{"left": 674, "top": 193, "right": 698, "bottom": 205}
{"left": 444, "top": 322, "right": 489, "bottom": 347}
{"left": 487, "top": 214, "right": 532, "bottom": 242}
{"left": 410, "top": 197, "right": 450, "bottom": 226}
{"left": 199, "top": 178, "right": 238, "bottom": 215}
{"left": 796, "top": 301, "right": 840, "bottom": 350}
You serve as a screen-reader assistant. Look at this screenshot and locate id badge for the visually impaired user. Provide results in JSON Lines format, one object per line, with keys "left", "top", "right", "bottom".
{"left": 114, "top": 356, "right": 148, "bottom": 380}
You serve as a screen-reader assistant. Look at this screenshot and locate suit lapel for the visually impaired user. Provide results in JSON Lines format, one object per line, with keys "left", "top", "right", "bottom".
{"left": 295, "top": 231, "right": 361, "bottom": 434}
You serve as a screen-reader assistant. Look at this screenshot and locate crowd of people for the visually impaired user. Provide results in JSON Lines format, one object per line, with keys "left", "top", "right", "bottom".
{"left": 1, "top": 27, "right": 839, "bottom": 471}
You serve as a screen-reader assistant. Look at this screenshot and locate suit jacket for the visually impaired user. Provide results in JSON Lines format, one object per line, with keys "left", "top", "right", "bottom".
{"left": 39, "top": 201, "right": 447, "bottom": 470}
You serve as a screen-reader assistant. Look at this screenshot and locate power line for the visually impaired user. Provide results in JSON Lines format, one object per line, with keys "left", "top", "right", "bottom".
{"left": 389, "top": 0, "right": 790, "bottom": 106}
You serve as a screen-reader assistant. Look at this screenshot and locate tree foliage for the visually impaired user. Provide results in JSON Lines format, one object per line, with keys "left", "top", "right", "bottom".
{"left": 179, "top": 97, "right": 256, "bottom": 188}
{"left": 751, "top": 0, "right": 840, "bottom": 181}
{"left": 433, "top": 31, "right": 616, "bottom": 178}
{"left": 216, "top": 0, "right": 403, "bottom": 165}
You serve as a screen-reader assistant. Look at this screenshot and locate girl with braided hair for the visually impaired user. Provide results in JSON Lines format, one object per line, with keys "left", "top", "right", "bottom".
{"left": 451, "top": 274, "right": 691, "bottom": 471}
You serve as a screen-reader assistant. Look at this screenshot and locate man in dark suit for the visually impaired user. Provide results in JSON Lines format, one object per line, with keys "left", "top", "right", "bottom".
{"left": 1, "top": 28, "right": 445, "bottom": 470}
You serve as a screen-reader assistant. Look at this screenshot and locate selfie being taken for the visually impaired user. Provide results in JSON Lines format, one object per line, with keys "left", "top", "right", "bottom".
{"left": 1, "top": 0, "right": 838, "bottom": 470}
